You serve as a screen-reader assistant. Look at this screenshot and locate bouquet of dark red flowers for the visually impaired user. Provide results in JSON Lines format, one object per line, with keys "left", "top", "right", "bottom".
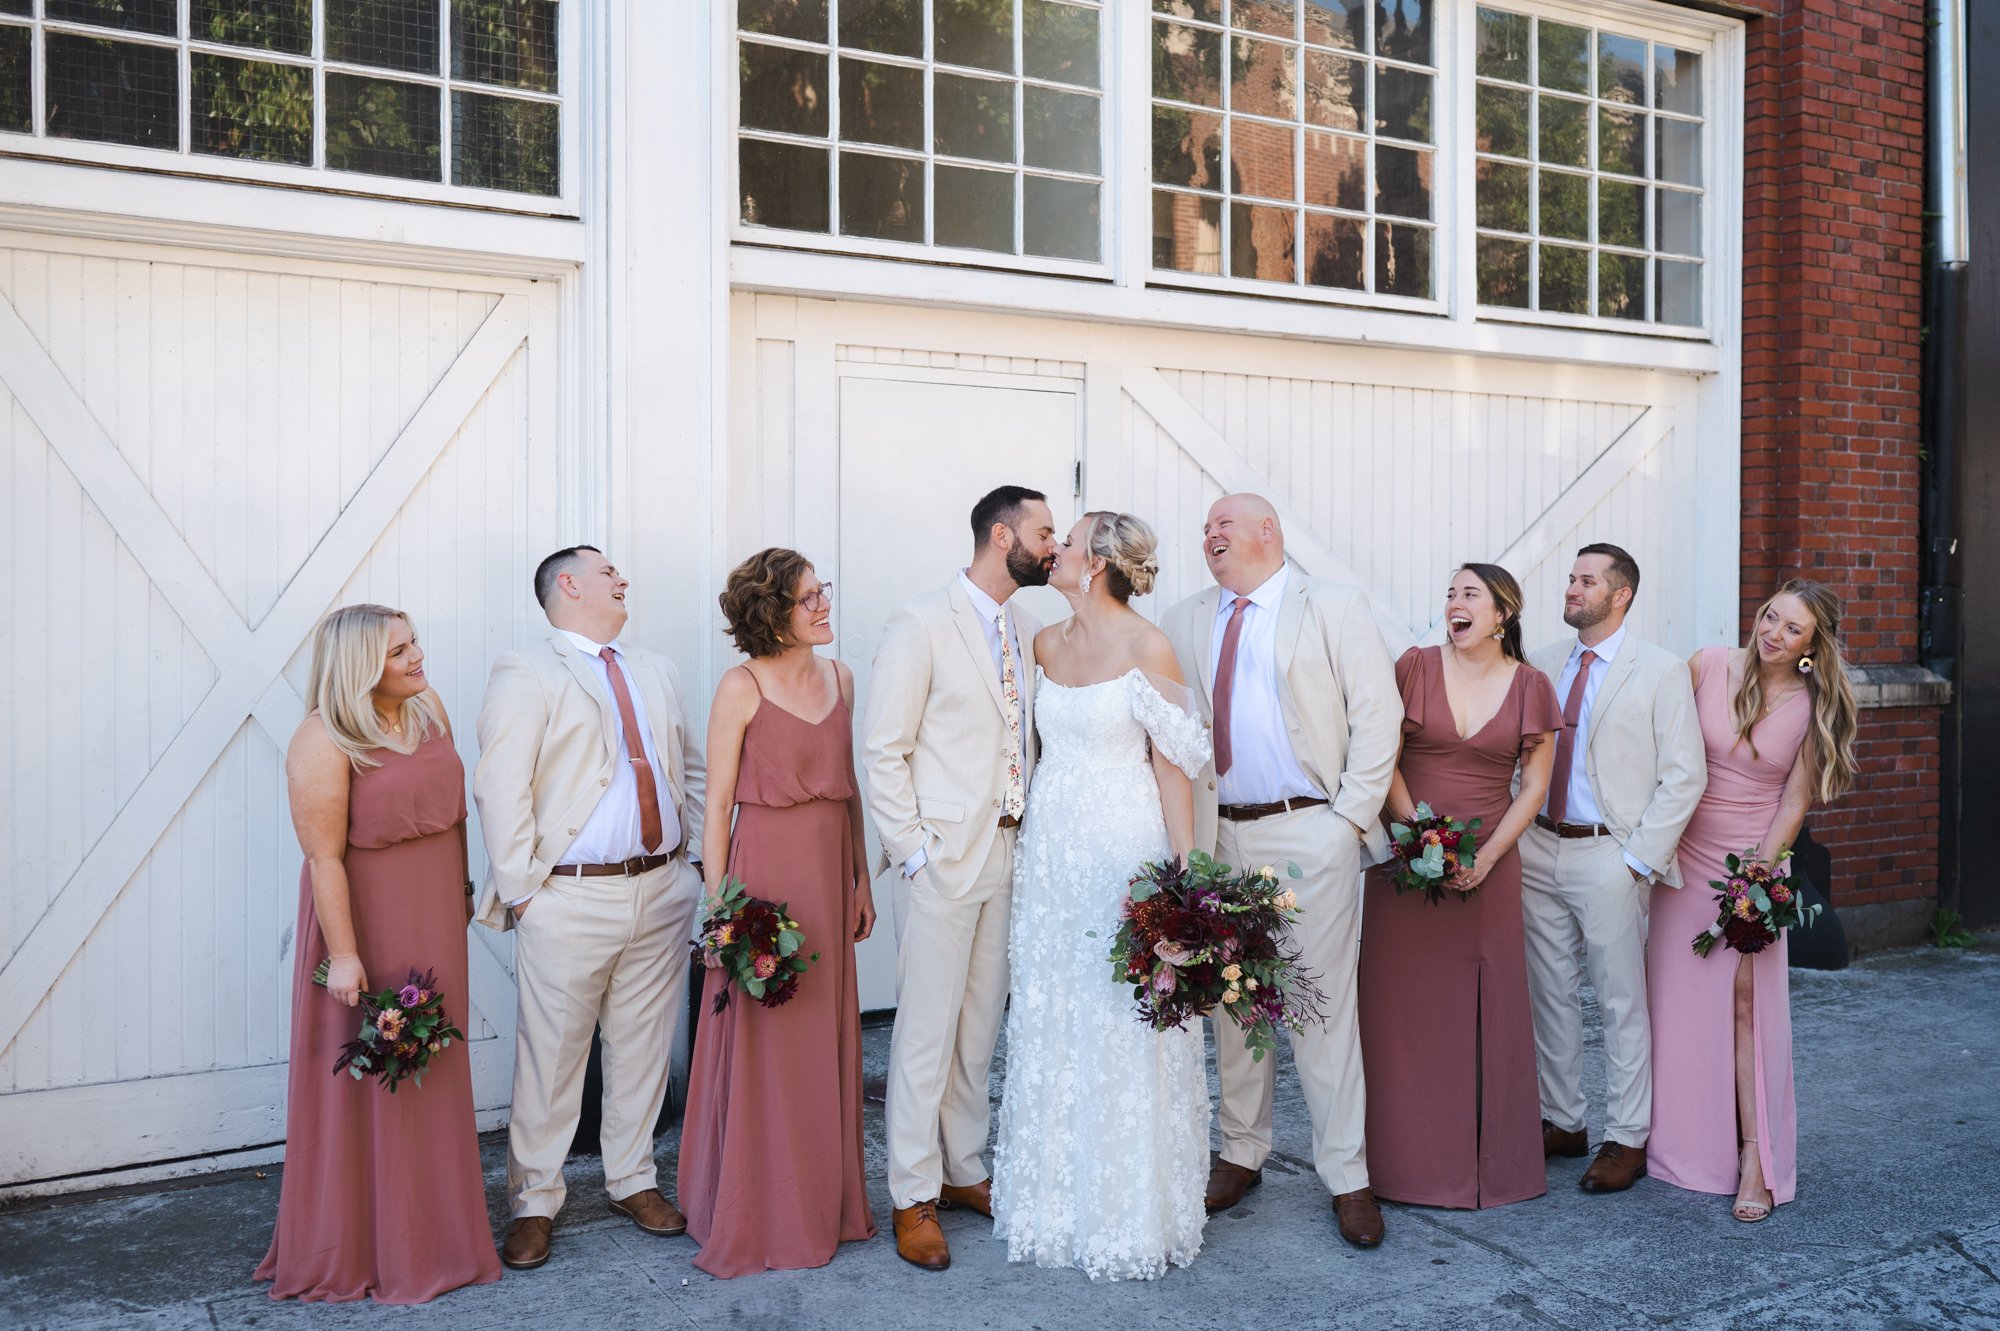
{"left": 1104, "top": 851, "right": 1327, "bottom": 1062}
{"left": 1691, "top": 849, "right": 1819, "bottom": 957}
{"left": 1386, "top": 801, "right": 1483, "bottom": 905}
{"left": 691, "top": 874, "right": 820, "bottom": 1012}
{"left": 311, "top": 961, "right": 463, "bottom": 1093}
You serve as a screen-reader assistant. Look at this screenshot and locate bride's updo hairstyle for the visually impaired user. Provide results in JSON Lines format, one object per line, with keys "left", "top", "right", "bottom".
{"left": 1081, "top": 510, "right": 1161, "bottom": 602}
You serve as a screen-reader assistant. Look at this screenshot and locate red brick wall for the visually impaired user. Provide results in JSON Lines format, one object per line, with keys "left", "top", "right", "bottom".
{"left": 1737, "top": 0, "right": 1936, "bottom": 914}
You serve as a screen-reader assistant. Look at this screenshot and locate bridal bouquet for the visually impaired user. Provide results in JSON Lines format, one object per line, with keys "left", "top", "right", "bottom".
{"left": 1386, "top": 802, "right": 1483, "bottom": 905}
{"left": 311, "top": 961, "right": 463, "bottom": 1093}
{"left": 691, "top": 874, "right": 820, "bottom": 1012}
{"left": 1105, "top": 851, "right": 1328, "bottom": 1062}
{"left": 1691, "top": 850, "right": 1819, "bottom": 957}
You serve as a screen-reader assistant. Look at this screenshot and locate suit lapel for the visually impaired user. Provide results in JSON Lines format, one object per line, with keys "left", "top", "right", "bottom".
{"left": 949, "top": 582, "right": 1008, "bottom": 716}
{"left": 1275, "top": 565, "right": 1309, "bottom": 674}
{"left": 1193, "top": 587, "right": 1222, "bottom": 700}
{"left": 1585, "top": 648, "right": 1640, "bottom": 755}
{"left": 551, "top": 635, "right": 619, "bottom": 765}
{"left": 628, "top": 649, "right": 681, "bottom": 791}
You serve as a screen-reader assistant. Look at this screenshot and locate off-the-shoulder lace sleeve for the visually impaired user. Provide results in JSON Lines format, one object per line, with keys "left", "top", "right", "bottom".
{"left": 1128, "top": 671, "right": 1212, "bottom": 778}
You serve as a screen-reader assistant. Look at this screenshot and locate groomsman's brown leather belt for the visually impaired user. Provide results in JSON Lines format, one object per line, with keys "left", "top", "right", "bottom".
{"left": 1534, "top": 815, "right": 1612, "bottom": 839}
{"left": 552, "top": 849, "right": 681, "bottom": 877}
{"left": 1218, "top": 796, "right": 1328, "bottom": 822}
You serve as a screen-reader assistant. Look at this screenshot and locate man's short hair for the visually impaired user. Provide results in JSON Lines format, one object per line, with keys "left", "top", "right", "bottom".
{"left": 1576, "top": 542, "right": 1641, "bottom": 599}
{"left": 970, "top": 486, "right": 1047, "bottom": 548}
{"left": 534, "top": 544, "right": 602, "bottom": 610}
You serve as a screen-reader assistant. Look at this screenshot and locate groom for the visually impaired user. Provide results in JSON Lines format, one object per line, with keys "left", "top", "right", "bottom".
{"left": 1165, "top": 494, "right": 1401, "bottom": 1248}
{"left": 862, "top": 485, "right": 1058, "bottom": 1271}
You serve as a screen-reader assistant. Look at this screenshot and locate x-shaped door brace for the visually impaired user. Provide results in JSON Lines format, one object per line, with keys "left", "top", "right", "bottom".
{"left": 0, "top": 289, "right": 529, "bottom": 1058}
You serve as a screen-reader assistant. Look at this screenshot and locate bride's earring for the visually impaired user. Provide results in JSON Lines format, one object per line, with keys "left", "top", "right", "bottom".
{"left": 1797, "top": 655, "right": 1814, "bottom": 675}
{"left": 1079, "top": 567, "right": 1093, "bottom": 596}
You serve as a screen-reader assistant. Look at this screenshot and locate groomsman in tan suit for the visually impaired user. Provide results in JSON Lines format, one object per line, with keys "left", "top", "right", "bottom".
{"left": 473, "top": 546, "right": 706, "bottom": 1270}
{"left": 1164, "top": 494, "right": 1401, "bottom": 1249}
{"left": 1521, "top": 543, "right": 1705, "bottom": 1193}
{"left": 862, "top": 486, "right": 1057, "bottom": 1271}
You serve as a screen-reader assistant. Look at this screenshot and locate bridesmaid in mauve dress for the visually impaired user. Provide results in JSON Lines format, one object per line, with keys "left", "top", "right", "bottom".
{"left": 678, "top": 549, "right": 878, "bottom": 1277}
{"left": 1358, "top": 565, "right": 1560, "bottom": 1210}
{"left": 1648, "top": 581, "right": 1859, "bottom": 1221}
{"left": 258, "top": 605, "right": 500, "bottom": 1304}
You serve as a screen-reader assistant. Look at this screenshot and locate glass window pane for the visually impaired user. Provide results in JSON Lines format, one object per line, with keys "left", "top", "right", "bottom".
{"left": 1539, "top": 168, "right": 1586, "bottom": 240}
{"left": 935, "top": 163, "right": 1014, "bottom": 252}
{"left": 1597, "top": 33, "right": 1645, "bottom": 106}
{"left": 1539, "top": 242, "right": 1587, "bottom": 313}
{"left": 841, "top": 0, "right": 922, "bottom": 58}
{"left": 1024, "top": 85, "right": 1099, "bottom": 174}
{"left": 1231, "top": 200, "right": 1296, "bottom": 282}
{"left": 1374, "top": 65, "right": 1430, "bottom": 143}
{"left": 1375, "top": 221, "right": 1429, "bottom": 297}
{"left": 935, "top": 0, "right": 1013, "bottom": 74}
{"left": 1597, "top": 249, "right": 1646, "bottom": 320}
{"left": 841, "top": 57, "right": 924, "bottom": 151}
{"left": 1658, "top": 257, "right": 1701, "bottom": 324}
{"left": 45, "top": 0, "right": 176, "bottom": 37}
{"left": 1599, "top": 107, "right": 1644, "bottom": 177}
{"left": 1025, "top": 175, "right": 1100, "bottom": 260}
{"left": 740, "top": 42, "right": 829, "bottom": 138}
{"left": 452, "top": 1, "right": 560, "bottom": 93}
{"left": 1477, "top": 83, "right": 1528, "bottom": 158}
{"left": 1153, "top": 189, "right": 1223, "bottom": 273}
{"left": 1231, "top": 117, "right": 1295, "bottom": 202}
{"left": 1305, "top": 0, "right": 1364, "bottom": 52}
{"left": 1475, "top": 7, "right": 1528, "bottom": 82}
{"left": 1655, "top": 47, "right": 1701, "bottom": 115}
{"left": 324, "top": 73, "right": 441, "bottom": 180}
{"left": 1024, "top": 0, "right": 1100, "bottom": 89}
{"left": 45, "top": 33, "right": 179, "bottom": 149}
{"left": 1537, "top": 21, "right": 1588, "bottom": 94}
{"left": 1657, "top": 117, "right": 1700, "bottom": 186}
{"left": 1375, "top": 0, "right": 1430, "bottom": 65}
{"left": 1657, "top": 187, "right": 1700, "bottom": 255}
{"left": 739, "top": 136, "right": 829, "bottom": 231}
{"left": 1236, "top": 0, "right": 1298, "bottom": 40}
{"left": 1304, "top": 130, "right": 1365, "bottom": 210}
{"left": 1374, "top": 143, "right": 1430, "bottom": 220}
{"left": 1157, "top": 0, "right": 1222, "bottom": 23}
{"left": 738, "top": 0, "right": 827, "bottom": 42}
{"left": 0, "top": 0, "right": 26, "bottom": 13}
{"left": 839, "top": 150, "right": 924, "bottom": 241}
{"left": 1477, "top": 235, "right": 1530, "bottom": 307}
{"left": 934, "top": 72, "right": 1014, "bottom": 163}
{"left": 1153, "top": 106, "right": 1223, "bottom": 190}
{"left": 1597, "top": 178, "right": 1644, "bottom": 249}
{"left": 452, "top": 90, "right": 559, "bottom": 194}
{"left": 1155, "top": 22, "right": 1222, "bottom": 108}
{"left": 0, "top": 25, "right": 31, "bottom": 133}
{"left": 326, "top": 1, "right": 441, "bottom": 76}
{"left": 192, "top": 53, "right": 313, "bottom": 165}
{"left": 1304, "top": 211, "right": 1365, "bottom": 289}
{"left": 192, "top": 1, "right": 313, "bottom": 55}
{"left": 1537, "top": 95, "right": 1587, "bottom": 168}
{"left": 1475, "top": 158, "right": 1528, "bottom": 233}
{"left": 1230, "top": 35, "right": 1297, "bottom": 121}
{"left": 1304, "top": 49, "right": 1364, "bottom": 132}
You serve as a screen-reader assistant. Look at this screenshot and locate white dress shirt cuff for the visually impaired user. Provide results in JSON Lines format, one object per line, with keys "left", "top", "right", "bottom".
{"left": 902, "top": 845, "right": 929, "bottom": 879}
{"left": 508, "top": 891, "right": 536, "bottom": 907}
{"left": 1622, "top": 851, "right": 1652, "bottom": 880}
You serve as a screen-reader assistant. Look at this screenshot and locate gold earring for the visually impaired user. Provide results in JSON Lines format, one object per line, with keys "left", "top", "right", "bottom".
{"left": 1798, "top": 655, "right": 1814, "bottom": 675}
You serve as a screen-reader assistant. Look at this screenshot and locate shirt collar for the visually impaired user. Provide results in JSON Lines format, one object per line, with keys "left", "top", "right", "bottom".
{"left": 958, "top": 570, "right": 1007, "bottom": 625}
{"left": 1573, "top": 623, "right": 1627, "bottom": 666}
{"left": 1218, "top": 562, "right": 1291, "bottom": 616}
{"left": 558, "top": 628, "right": 621, "bottom": 659}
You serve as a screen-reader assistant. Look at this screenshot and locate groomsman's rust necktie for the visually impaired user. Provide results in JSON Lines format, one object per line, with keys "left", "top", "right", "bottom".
{"left": 599, "top": 646, "right": 664, "bottom": 852}
{"left": 1546, "top": 648, "right": 1598, "bottom": 825}
{"left": 1212, "top": 596, "right": 1252, "bottom": 776}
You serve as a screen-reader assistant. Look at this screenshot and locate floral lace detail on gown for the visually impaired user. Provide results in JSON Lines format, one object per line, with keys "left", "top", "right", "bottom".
{"left": 992, "top": 668, "right": 1214, "bottom": 1282}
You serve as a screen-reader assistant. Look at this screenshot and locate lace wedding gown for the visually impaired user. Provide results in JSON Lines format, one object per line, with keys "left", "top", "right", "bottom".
{"left": 992, "top": 668, "right": 1213, "bottom": 1281}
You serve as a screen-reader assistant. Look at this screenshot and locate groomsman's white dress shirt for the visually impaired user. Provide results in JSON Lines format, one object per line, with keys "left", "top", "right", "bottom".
{"left": 1547, "top": 626, "right": 1650, "bottom": 878}
{"left": 1208, "top": 563, "right": 1322, "bottom": 806}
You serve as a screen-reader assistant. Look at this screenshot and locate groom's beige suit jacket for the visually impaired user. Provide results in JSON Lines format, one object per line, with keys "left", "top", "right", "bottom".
{"left": 471, "top": 632, "right": 706, "bottom": 931}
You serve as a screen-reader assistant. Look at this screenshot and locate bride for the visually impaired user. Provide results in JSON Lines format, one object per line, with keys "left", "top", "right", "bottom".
{"left": 991, "top": 511, "right": 1213, "bottom": 1281}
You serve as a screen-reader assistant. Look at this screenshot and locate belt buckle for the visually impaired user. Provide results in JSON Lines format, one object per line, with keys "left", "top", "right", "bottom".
{"left": 623, "top": 855, "right": 644, "bottom": 876}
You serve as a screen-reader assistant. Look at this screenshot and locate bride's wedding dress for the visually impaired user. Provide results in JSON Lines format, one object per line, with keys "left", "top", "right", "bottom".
{"left": 991, "top": 667, "right": 1213, "bottom": 1281}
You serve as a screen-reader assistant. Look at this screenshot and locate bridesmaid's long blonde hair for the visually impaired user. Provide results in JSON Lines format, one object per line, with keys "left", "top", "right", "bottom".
{"left": 1730, "top": 579, "right": 1859, "bottom": 803}
{"left": 307, "top": 604, "right": 446, "bottom": 769}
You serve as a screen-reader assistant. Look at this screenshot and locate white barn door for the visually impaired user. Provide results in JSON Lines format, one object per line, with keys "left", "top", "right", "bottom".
{"left": 0, "top": 233, "right": 562, "bottom": 1188}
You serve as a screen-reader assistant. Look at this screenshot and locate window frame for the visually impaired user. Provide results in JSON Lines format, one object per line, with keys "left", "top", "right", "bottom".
{"left": 0, "top": 1, "right": 581, "bottom": 217}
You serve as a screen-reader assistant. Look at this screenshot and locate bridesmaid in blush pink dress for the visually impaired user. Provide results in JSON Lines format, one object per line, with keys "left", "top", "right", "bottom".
{"left": 258, "top": 605, "right": 500, "bottom": 1304}
{"left": 1648, "top": 581, "right": 1859, "bottom": 1221}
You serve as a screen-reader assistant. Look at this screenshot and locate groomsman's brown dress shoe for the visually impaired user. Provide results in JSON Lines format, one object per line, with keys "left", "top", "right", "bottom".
{"left": 1333, "top": 1189, "right": 1385, "bottom": 1248}
{"left": 1543, "top": 1118, "right": 1589, "bottom": 1159}
{"left": 501, "top": 1216, "right": 552, "bottom": 1270}
{"left": 1204, "top": 1159, "right": 1263, "bottom": 1213}
{"left": 1579, "top": 1141, "right": 1648, "bottom": 1192}
{"left": 893, "top": 1202, "right": 951, "bottom": 1270}
{"left": 609, "top": 1188, "right": 688, "bottom": 1236}
{"left": 938, "top": 1178, "right": 994, "bottom": 1218}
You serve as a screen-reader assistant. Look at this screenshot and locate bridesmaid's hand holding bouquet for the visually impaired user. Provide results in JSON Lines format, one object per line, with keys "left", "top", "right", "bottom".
{"left": 1691, "top": 849, "right": 1819, "bottom": 957}
{"left": 691, "top": 875, "right": 821, "bottom": 1012}
{"left": 311, "top": 962, "right": 464, "bottom": 1092}
{"left": 1387, "top": 802, "right": 1483, "bottom": 905}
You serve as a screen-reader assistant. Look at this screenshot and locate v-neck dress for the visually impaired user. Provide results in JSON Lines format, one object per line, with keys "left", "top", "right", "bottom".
{"left": 1357, "top": 646, "right": 1562, "bottom": 1209}
{"left": 676, "top": 680, "right": 877, "bottom": 1277}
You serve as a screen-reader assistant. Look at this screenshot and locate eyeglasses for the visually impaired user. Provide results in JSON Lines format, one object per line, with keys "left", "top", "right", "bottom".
{"left": 797, "top": 582, "right": 834, "bottom": 612}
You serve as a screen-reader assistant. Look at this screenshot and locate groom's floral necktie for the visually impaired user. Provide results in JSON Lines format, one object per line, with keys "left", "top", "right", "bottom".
{"left": 997, "top": 612, "right": 1026, "bottom": 820}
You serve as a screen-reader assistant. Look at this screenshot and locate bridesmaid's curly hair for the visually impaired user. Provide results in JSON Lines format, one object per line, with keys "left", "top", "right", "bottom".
{"left": 719, "top": 547, "right": 817, "bottom": 659}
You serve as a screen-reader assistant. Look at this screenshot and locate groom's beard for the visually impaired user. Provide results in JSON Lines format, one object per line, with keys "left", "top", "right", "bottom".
{"left": 1007, "top": 543, "right": 1053, "bottom": 588}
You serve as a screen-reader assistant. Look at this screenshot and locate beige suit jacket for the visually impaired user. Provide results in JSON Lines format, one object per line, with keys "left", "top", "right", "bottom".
{"left": 471, "top": 633, "right": 706, "bottom": 931}
{"left": 861, "top": 580, "right": 1041, "bottom": 899}
{"left": 1530, "top": 633, "right": 1706, "bottom": 886}
{"left": 1164, "top": 566, "right": 1402, "bottom": 863}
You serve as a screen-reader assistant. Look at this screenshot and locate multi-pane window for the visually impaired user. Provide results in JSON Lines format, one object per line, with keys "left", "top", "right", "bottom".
{"left": 1472, "top": 6, "right": 1704, "bottom": 325}
{"left": 736, "top": 0, "right": 1107, "bottom": 264}
{"left": 1150, "top": 0, "right": 1437, "bottom": 301}
{"left": 0, "top": 2, "right": 563, "bottom": 199}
